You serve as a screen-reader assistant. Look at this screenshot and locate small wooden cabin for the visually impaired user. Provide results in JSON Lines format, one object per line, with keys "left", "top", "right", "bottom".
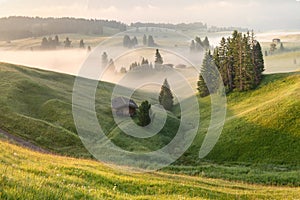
{"left": 112, "top": 97, "right": 138, "bottom": 117}
{"left": 272, "top": 38, "right": 281, "bottom": 44}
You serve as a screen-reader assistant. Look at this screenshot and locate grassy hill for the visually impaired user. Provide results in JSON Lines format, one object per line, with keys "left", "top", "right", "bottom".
{"left": 0, "top": 62, "right": 299, "bottom": 185}
{"left": 1, "top": 140, "right": 299, "bottom": 200}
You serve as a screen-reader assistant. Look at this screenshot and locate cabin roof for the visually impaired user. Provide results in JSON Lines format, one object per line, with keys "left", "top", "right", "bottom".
{"left": 111, "top": 97, "right": 138, "bottom": 109}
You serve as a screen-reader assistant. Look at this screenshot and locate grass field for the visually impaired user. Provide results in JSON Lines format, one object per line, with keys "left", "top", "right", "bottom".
{"left": 1, "top": 140, "right": 300, "bottom": 200}
{"left": 0, "top": 62, "right": 299, "bottom": 186}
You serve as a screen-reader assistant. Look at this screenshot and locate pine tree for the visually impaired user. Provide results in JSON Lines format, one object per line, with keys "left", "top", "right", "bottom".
{"left": 190, "top": 40, "right": 196, "bottom": 52}
{"left": 123, "top": 35, "right": 131, "bottom": 48}
{"left": 195, "top": 36, "right": 203, "bottom": 51}
{"left": 155, "top": 49, "right": 163, "bottom": 65}
{"left": 138, "top": 101, "right": 151, "bottom": 127}
{"left": 79, "top": 39, "right": 85, "bottom": 48}
{"left": 102, "top": 52, "right": 108, "bottom": 66}
{"left": 198, "top": 51, "right": 219, "bottom": 97}
{"left": 64, "top": 37, "right": 72, "bottom": 48}
{"left": 148, "top": 35, "right": 155, "bottom": 47}
{"left": 253, "top": 42, "right": 264, "bottom": 84}
{"left": 280, "top": 43, "right": 284, "bottom": 51}
{"left": 159, "top": 79, "right": 174, "bottom": 111}
{"left": 203, "top": 36, "right": 210, "bottom": 49}
{"left": 143, "top": 34, "right": 147, "bottom": 46}
{"left": 41, "top": 37, "right": 48, "bottom": 49}
{"left": 54, "top": 35, "right": 59, "bottom": 46}
{"left": 132, "top": 36, "right": 138, "bottom": 46}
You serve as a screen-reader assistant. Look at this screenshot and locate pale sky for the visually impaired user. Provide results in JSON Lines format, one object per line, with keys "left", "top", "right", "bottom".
{"left": 0, "top": 0, "right": 299, "bottom": 30}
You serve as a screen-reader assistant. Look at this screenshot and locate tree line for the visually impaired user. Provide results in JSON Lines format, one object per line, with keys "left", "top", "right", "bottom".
{"left": 198, "top": 30, "right": 264, "bottom": 97}
{"left": 41, "top": 36, "right": 91, "bottom": 50}
{"left": 0, "top": 16, "right": 127, "bottom": 41}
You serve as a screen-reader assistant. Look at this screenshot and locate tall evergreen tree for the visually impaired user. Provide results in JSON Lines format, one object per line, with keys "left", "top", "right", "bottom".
{"left": 123, "top": 35, "right": 131, "bottom": 48}
{"left": 64, "top": 37, "right": 72, "bottom": 48}
{"left": 190, "top": 40, "right": 196, "bottom": 52}
{"left": 202, "top": 36, "right": 210, "bottom": 49}
{"left": 79, "top": 39, "right": 85, "bottom": 48}
{"left": 138, "top": 101, "right": 151, "bottom": 127}
{"left": 155, "top": 49, "right": 163, "bottom": 65}
{"left": 132, "top": 36, "right": 138, "bottom": 46}
{"left": 102, "top": 52, "right": 108, "bottom": 66}
{"left": 253, "top": 41, "right": 264, "bottom": 84}
{"left": 198, "top": 50, "right": 219, "bottom": 97}
{"left": 159, "top": 79, "right": 174, "bottom": 111}
{"left": 143, "top": 34, "right": 147, "bottom": 46}
{"left": 148, "top": 35, "right": 155, "bottom": 47}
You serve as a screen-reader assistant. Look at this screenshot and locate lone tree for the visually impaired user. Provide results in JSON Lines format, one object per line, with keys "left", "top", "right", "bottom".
{"left": 64, "top": 37, "right": 72, "bottom": 48}
{"left": 102, "top": 52, "right": 108, "bottom": 66}
{"left": 79, "top": 39, "right": 85, "bottom": 48}
{"left": 137, "top": 101, "right": 151, "bottom": 127}
{"left": 155, "top": 49, "right": 163, "bottom": 65}
{"left": 148, "top": 35, "right": 155, "bottom": 47}
{"left": 159, "top": 79, "right": 174, "bottom": 111}
{"left": 143, "top": 34, "right": 147, "bottom": 46}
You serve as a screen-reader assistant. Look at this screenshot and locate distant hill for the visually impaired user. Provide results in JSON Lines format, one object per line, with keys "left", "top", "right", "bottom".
{"left": 0, "top": 16, "right": 127, "bottom": 41}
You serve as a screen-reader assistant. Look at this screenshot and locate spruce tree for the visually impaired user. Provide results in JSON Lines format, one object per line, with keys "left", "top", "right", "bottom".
{"left": 203, "top": 36, "right": 210, "bottom": 49}
{"left": 143, "top": 34, "right": 147, "bottom": 46}
{"left": 79, "top": 39, "right": 85, "bottom": 48}
{"left": 159, "top": 79, "right": 174, "bottom": 111}
{"left": 190, "top": 40, "right": 196, "bottom": 52}
{"left": 253, "top": 42, "right": 264, "bottom": 84}
{"left": 123, "top": 35, "right": 131, "bottom": 48}
{"left": 138, "top": 101, "right": 151, "bottom": 127}
{"left": 155, "top": 49, "right": 163, "bottom": 65}
{"left": 148, "top": 35, "right": 155, "bottom": 47}
{"left": 102, "top": 52, "right": 108, "bottom": 66}
{"left": 198, "top": 51, "right": 218, "bottom": 97}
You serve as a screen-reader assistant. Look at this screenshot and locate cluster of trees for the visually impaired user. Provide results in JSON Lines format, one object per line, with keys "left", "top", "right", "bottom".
{"left": 269, "top": 41, "right": 285, "bottom": 56}
{"left": 0, "top": 16, "right": 127, "bottom": 41}
{"left": 130, "top": 22, "right": 207, "bottom": 31}
{"left": 101, "top": 52, "right": 115, "bottom": 69}
{"left": 41, "top": 36, "right": 60, "bottom": 49}
{"left": 190, "top": 36, "right": 210, "bottom": 52}
{"left": 122, "top": 34, "right": 157, "bottom": 48}
{"left": 143, "top": 35, "right": 156, "bottom": 47}
{"left": 138, "top": 78, "right": 174, "bottom": 127}
{"left": 129, "top": 58, "right": 153, "bottom": 71}
{"left": 198, "top": 30, "right": 265, "bottom": 97}
{"left": 123, "top": 35, "right": 138, "bottom": 48}
{"left": 124, "top": 49, "right": 165, "bottom": 72}
{"left": 41, "top": 36, "right": 90, "bottom": 50}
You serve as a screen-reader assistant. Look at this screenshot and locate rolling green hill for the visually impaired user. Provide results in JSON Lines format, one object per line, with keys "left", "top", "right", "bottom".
{"left": 1, "top": 140, "right": 299, "bottom": 200}
{"left": 0, "top": 62, "right": 299, "bottom": 185}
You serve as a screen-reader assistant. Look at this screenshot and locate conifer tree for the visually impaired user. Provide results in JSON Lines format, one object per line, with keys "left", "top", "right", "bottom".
{"left": 198, "top": 51, "right": 219, "bottom": 97}
{"left": 155, "top": 49, "right": 163, "bottom": 65}
{"left": 138, "top": 101, "right": 151, "bottom": 127}
{"left": 203, "top": 36, "right": 210, "bottom": 49}
{"left": 148, "top": 35, "right": 155, "bottom": 47}
{"left": 102, "top": 52, "right": 108, "bottom": 66}
{"left": 159, "top": 79, "right": 174, "bottom": 111}
{"left": 143, "top": 34, "right": 147, "bottom": 46}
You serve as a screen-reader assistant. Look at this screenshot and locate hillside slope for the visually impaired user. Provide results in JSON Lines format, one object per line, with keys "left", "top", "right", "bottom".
{"left": 1, "top": 140, "right": 299, "bottom": 200}
{"left": 0, "top": 62, "right": 299, "bottom": 168}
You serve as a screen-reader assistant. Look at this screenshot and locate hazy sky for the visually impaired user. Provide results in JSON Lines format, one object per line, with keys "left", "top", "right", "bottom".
{"left": 0, "top": 0, "right": 299, "bottom": 30}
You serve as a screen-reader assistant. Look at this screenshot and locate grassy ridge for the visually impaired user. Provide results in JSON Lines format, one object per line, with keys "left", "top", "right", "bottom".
{"left": 1, "top": 140, "right": 300, "bottom": 200}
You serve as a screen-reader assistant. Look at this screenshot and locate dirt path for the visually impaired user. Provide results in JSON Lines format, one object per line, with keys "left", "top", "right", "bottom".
{"left": 0, "top": 128, "right": 50, "bottom": 154}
